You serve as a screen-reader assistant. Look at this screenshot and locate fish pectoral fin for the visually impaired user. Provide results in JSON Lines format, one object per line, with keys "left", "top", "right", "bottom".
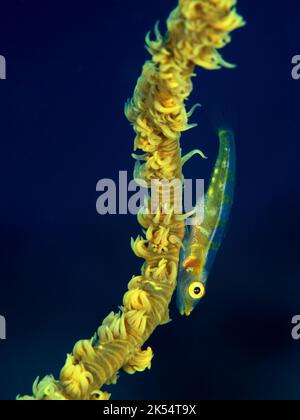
{"left": 182, "top": 149, "right": 208, "bottom": 166}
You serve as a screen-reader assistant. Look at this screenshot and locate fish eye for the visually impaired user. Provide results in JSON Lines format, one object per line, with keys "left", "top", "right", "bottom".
{"left": 188, "top": 282, "right": 205, "bottom": 300}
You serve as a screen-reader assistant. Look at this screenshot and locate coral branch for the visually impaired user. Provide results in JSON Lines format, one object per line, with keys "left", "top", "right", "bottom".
{"left": 19, "top": 0, "right": 244, "bottom": 400}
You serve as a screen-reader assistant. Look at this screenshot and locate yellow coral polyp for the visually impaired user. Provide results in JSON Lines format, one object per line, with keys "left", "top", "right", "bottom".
{"left": 123, "top": 347, "right": 153, "bottom": 375}
{"left": 123, "top": 289, "right": 152, "bottom": 313}
{"left": 19, "top": 0, "right": 244, "bottom": 400}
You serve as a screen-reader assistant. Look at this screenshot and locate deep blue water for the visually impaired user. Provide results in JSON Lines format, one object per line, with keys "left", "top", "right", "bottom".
{"left": 0, "top": 0, "right": 300, "bottom": 400}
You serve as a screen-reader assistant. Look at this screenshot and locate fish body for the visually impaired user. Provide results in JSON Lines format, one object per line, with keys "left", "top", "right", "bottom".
{"left": 177, "top": 130, "right": 236, "bottom": 316}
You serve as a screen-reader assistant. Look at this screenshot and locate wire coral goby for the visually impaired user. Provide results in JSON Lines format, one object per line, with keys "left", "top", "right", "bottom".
{"left": 19, "top": 0, "right": 244, "bottom": 400}
{"left": 176, "top": 130, "right": 236, "bottom": 317}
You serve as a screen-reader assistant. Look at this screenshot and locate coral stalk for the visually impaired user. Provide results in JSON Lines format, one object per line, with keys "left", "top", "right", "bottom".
{"left": 19, "top": 0, "right": 244, "bottom": 400}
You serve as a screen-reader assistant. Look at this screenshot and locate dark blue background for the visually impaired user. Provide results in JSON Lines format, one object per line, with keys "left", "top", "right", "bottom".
{"left": 0, "top": 0, "right": 300, "bottom": 400}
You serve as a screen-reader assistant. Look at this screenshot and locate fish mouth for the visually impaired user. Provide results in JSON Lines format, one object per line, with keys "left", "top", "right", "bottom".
{"left": 180, "top": 307, "right": 193, "bottom": 317}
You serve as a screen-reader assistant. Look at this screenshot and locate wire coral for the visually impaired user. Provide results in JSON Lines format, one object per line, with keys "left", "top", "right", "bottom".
{"left": 19, "top": 0, "right": 244, "bottom": 400}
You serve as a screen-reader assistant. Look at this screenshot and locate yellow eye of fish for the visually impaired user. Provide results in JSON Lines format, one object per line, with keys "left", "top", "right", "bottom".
{"left": 188, "top": 282, "right": 205, "bottom": 300}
